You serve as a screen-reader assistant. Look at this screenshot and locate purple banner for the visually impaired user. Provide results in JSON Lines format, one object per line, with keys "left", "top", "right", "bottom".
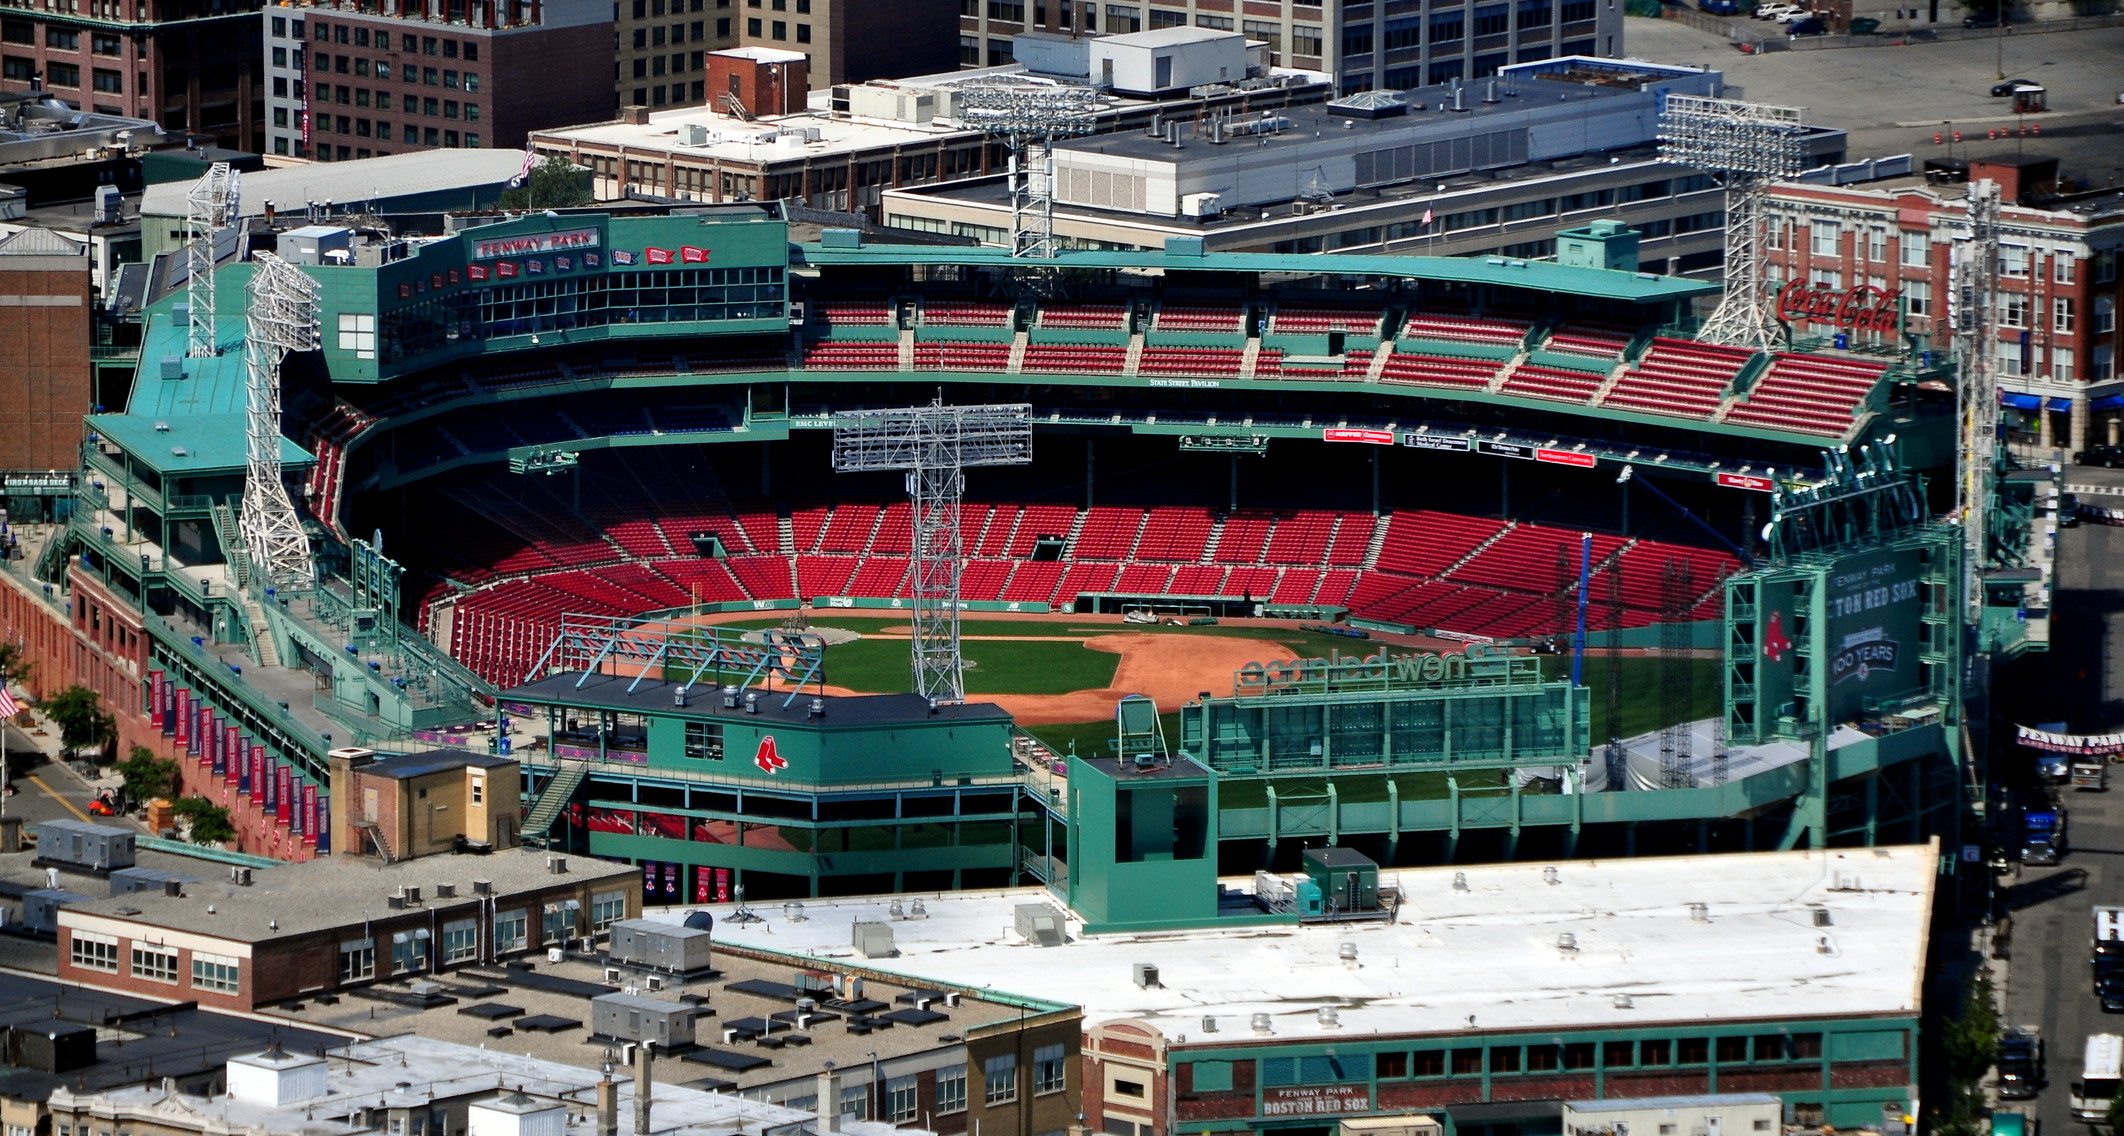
{"left": 315, "top": 792, "right": 330, "bottom": 854}
{"left": 174, "top": 689, "right": 190, "bottom": 746}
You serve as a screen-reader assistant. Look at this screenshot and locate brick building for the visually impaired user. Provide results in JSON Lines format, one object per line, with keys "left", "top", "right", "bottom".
{"left": 0, "top": 0, "right": 264, "bottom": 151}
{"left": 614, "top": 0, "right": 957, "bottom": 112}
{"left": 1765, "top": 156, "right": 2124, "bottom": 455}
{"left": 55, "top": 848, "right": 639, "bottom": 1011}
{"left": 266, "top": 0, "right": 613, "bottom": 161}
{"left": 328, "top": 746, "right": 523, "bottom": 859}
{"left": 0, "top": 227, "right": 90, "bottom": 476}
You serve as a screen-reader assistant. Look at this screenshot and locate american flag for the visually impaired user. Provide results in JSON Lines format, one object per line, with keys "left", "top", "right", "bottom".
{"left": 508, "top": 144, "right": 538, "bottom": 188}
{"left": 1422, "top": 206, "right": 1435, "bottom": 226}
{"left": 0, "top": 686, "right": 18, "bottom": 720}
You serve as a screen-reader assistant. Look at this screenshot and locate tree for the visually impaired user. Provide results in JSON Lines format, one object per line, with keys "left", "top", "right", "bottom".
{"left": 41, "top": 685, "right": 112, "bottom": 759}
{"left": 0, "top": 641, "right": 30, "bottom": 690}
{"left": 1931, "top": 971, "right": 2002, "bottom": 1136}
{"left": 171, "top": 796, "right": 236, "bottom": 845}
{"left": 116, "top": 746, "right": 179, "bottom": 805}
{"left": 496, "top": 156, "right": 592, "bottom": 211}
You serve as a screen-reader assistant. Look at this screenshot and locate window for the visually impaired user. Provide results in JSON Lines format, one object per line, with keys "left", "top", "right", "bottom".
{"left": 1904, "top": 279, "right": 1930, "bottom": 317}
{"left": 1867, "top": 229, "right": 1886, "bottom": 262}
{"left": 1999, "top": 292, "right": 2028, "bottom": 328}
{"left": 47, "top": 28, "right": 79, "bottom": 49}
{"left": 339, "top": 938, "right": 375, "bottom": 981}
{"left": 1716, "top": 1036, "right": 1749, "bottom": 1063}
{"left": 92, "top": 31, "right": 120, "bottom": 54}
{"left": 1114, "top": 1079, "right": 1145, "bottom": 1097}
{"left": 1451, "top": 1048, "right": 1483, "bottom": 1075}
{"left": 337, "top": 312, "right": 377, "bottom": 358}
{"left": 1411, "top": 1050, "right": 1445, "bottom": 1076}
{"left": 2056, "top": 297, "right": 2076, "bottom": 333}
{"left": 1107, "top": 4, "right": 1140, "bottom": 32}
{"left": 131, "top": 944, "right": 180, "bottom": 983}
{"left": 390, "top": 929, "right": 430, "bottom": 974}
{"left": 840, "top": 1084, "right": 869, "bottom": 1119}
{"left": 747, "top": 17, "right": 761, "bottom": 33}
{"left": 796, "top": 23, "right": 809, "bottom": 40}
{"left": 1430, "top": 10, "right": 1464, "bottom": 40}
{"left": 2095, "top": 295, "right": 2116, "bottom": 334}
{"left": 1340, "top": 24, "right": 1371, "bottom": 54}
{"left": 2098, "top": 345, "right": 2115, "bottom": 382}
{"left": 1377, "top": 1052, "right": 1410, "bottom": 1079}
{"left": 1810, "top": 223, "right": 1840, "bottom": 256}
{"left": 443, "top": 68, "right": 458, "bottom": 88}
{"left": 1035, "top": 1044, "right": 1067, "bottom": 1094}
{"left": 1640, "top": 1039, "right": 1672, "bottom": 1065}
{"left": 937, "top": 1064, "right": 969, "bottom": 1113}
{"left": 1515, "top": 0, "right": 1550, "bottom": 28}
{"left": 885, "top": 1076, "right": 918, "bottom": 1123}
{"left": 984, "top": 1054, "right": 1019, "bottom": 1104}
{"left": 1490, "top": 1047, "right": 1521, "bottom": 1073}
{"left": 2056, "top": 255, "right": 2078, "bottom": 284}
{"left": 1472, "top": 3, "right": 1509, "bottom": 33}
{"left": 1603, "top": 1041, "right": 1635, "bottom": 1067}
{"left": 70, "top": 931, "right": 119, "bottom": 972}
{"left": 1291, "top": 24, "right": 1322, "bottom": 55}
{"left": 442, "top": 917, "right": 479, "bottom": 963}
{"left": 192, "top": 952, "right": 241, "bottom": 993}
{"left": 494, "top": 909, "right": 529, "bottom": 954}
{"left": 2000, "top": 244, "right": 2029, "bottom": 277}
{"left": 591, "top": 889, "right": 628, "bottom": 930}
{"left": 464, "top": 72, "right": 478, "bottom": 91}
{"left": 684, "top": 720, "right": 725, "bottom": 759}
{"left": 92, "top": 68, "right": 121, "bottom": 93}
{"left": 1148, "top": 8, "right": 1185, "bottom": 27}
{"left": 46, "top": 63, "right": 80, "bottom": 88}
{"left": 771, "top": 19, "right": 785, "bottom": 37}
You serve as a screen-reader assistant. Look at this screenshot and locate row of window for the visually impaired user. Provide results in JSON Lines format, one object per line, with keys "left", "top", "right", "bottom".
{"left": 312, "top": 21, "right": 482, "bottom": 61}
{"left": 1775, "top": 221, "right": 2114, "bottom": 289}
{"left": 0, "top": 56, "right": 123, "bottom": 90}
{"left": 627, "top": 0, "right": 722, "bottom": 18}
{"left": 337, "top": 894, "right": 627, "bottom": 980}
{"left": 312, "top": 86, "right": 482, "bottom": 121}
{"left": 630, "top": 50, "right": 707, "bottom": 78}
{"left": 744, "top": 0, "right": 809, "bottom": 10}
{"left": 311, "top": 54, "right": 483, "bottom": 90}
{"left": 741, "top": 17, "right": 811, "bottom": 40}
{"left": 627, "top": 20, "right": 714, "bottom": 48}
{"left": 312, "top": 116, "right": 481, "bottom": 147}
{"left": 0, "top": 24, "right": 127, "bottom": 55}
{"left": 70, "top": 933, "right": 240, "bottom": 994}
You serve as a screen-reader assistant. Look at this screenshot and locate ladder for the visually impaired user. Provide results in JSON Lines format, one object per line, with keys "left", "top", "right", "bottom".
{"left": 520, "top": 764, "right": 588, "bottom": 848}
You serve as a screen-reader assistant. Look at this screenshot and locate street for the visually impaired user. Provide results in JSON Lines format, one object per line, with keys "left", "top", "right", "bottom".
{"left": 0, "top": 719, "right": 122, "bottom": 828}
{"left": 1999, "top": 518, "right": 2124, "bottom": 1133}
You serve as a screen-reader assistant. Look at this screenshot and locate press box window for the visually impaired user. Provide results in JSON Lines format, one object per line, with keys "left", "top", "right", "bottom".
{"left": 338, "top": 312, "right": 377, "bottom": 358}
{"left": 685, "top": 720, "right": 724, "bottom": 760}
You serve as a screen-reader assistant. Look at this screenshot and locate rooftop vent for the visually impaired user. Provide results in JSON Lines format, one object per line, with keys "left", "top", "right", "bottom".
{"left": 473, "top": 880, "right": 493, "bottom": 895}
{"left": 1201, "top": 1016, "right": 1218, "bottom": 1033}
{"left": 435, "top": 883, "right": 456, "bottom": 899}
{"left": 1812, "top": 907, "right": 1833, "bottom": 927}
{"left": 1452, "top": 871, "right": 1468, "bottom": 893}
{"left": 1613, "top": 993, "right": 1634, "bottom": 1009}
{"left": 1132, "top": 963, "right": 1161, "bottom": 989}
{"left": 1338, "top": 942, "right": 1359, "bottom": 968}
{"left": 1687, "top": 902, "right": 1709, "bottom": 923}
{"left": 1542, "top": 866, "right": 1559, "bottom": 885}
{"left": 1316, "top": 1007, "right": 1341, "bottom": 1029}
{"left": 1557, "top": 932, "right": 1578, "bottom": 952}
{"left": 1250, "top": 1013, "right": 1272, "bottom": 1035}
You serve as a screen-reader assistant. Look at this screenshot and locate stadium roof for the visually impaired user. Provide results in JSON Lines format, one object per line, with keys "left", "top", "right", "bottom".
{"left": 664, "top": 845, "right": 1935, "bottom": 1041}
{"left": 796, "top": 242, "right": 1721, "bottom": 303}
{"left": 140, "top": 149, "right": 532, "bottom": 221}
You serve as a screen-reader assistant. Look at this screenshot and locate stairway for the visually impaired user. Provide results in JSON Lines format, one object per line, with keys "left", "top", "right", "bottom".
{"left": 776, "top": 512, "right": 796, "bottom": 556}
{"left": 1123, "top": 331, "right": 1145, "bottom": 376}
{"left": 1488, "top": 348, "right": 1530, "bottom": 393}
{"left": 238, "top": 590, "right": 282, "bottom": 668}
{"left": 1060, "top": 509, "right": 1090, "bottom": 558}
{"left": 521, "top": 764, "right": 588, "bottom": 848}
{"left": 354, "top": 819, "right": 396, "bottom": 863}
{"left": 1364, "top": 341, "right": 1396, "bottom": 383}
{"left": 1240, "top": 337, "right": 1262, "bottom": 379}
{"left": 898, "top": 327, "right": 915, "bottom": 371}
{"left": 1436, "top": 522, "right": 1518, "bottom": 581}
{"left": 1007, "top": 329, "right": 1029, "bottom": 374}
{"left": 1199, "top": 515, "right": 1227, "bottom": 563}
{"left": 210, "top": 503, "right": 251, "bottom": 590}
{"left": 1360, "top": 512, "right": 1390, "bottom": 569}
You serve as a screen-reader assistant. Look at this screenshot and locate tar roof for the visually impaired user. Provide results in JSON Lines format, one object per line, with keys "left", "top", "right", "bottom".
{"left": 506, "top": 672, "right": 1015, "bottom": 727}
{"left": 140, "top": 149, "right": 533, "bottom": 221}
{"left": 668, "top": 846, "right": 1935, "bottom": 1043}
{"left": 61, "top": 849, "right": 637, "bottom": 942}
{"left": 355, "top": 748, "right": 518, "bottom": 780}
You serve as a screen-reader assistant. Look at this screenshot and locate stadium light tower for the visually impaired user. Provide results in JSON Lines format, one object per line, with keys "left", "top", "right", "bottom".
{"left": 241, "top": 252, "right": 321, "bottom": 590}
{"left": 956, "top": 79, "right": 1102, "bottom": 259}
{"left": 1952, "top": 178, "right": 2003, "bottom": 620}
{"left": 184, "top": 162, "right": 241, "bottom": 358}
{"left": 1658, "top": 94, "right": 1809, "bottom": 353}
{"left": 832, "top": 401, "right": 1033, "bottom": 704}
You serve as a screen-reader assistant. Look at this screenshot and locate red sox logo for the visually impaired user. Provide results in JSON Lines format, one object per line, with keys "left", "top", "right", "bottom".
{"left": 754, "top": 735, "right": 787, "bottom": 775}
{"left": 1763, "top": 611, "right": 1793, "bottom": 663}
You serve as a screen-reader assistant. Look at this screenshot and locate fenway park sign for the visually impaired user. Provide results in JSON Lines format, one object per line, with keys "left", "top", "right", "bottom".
{"left": 1775, "top": 282, "right": 1901, "bottom": 333}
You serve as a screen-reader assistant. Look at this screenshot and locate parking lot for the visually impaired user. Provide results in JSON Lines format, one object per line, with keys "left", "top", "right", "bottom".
{"left": 1623, "top": 16, "right": 2124, "bottom": 172}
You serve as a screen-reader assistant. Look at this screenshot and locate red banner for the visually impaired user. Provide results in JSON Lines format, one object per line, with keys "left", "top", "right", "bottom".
{"left": 467, "top": 264, "right": 489, "bottom": 281}
{"left": 1716, "top": 472, "right": 1775, "bottom": 492}
{"left": 495, "top": 262, "right": 518, "bottom": 278}
{"left": 1322, "top": 428, "right": 1395, "bottom": 445}
{"left": 646, "top": 247, "right": 674, "bottom": 264}
{"left": 1536, "top": 448, "right": 1597, "bottom": 469}
{"left": 680, "top": 245, "right": 707, "bottom": 263}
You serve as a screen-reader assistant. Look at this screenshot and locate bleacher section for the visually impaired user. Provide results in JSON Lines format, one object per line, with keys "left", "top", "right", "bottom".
{"left": 1153, "top": 304, "right": 1245, "bottom": 333}
{"left": 1722, "top": 354, "right": 1887, "bottom": 437}
{"left": 1399, "top": 312, "right": 1531, "bottom": 349}
{"left": 1601, "top": 338, "right": 1755, "bottom": 419}
{"left": 1502, "top": 364, "right": 1607, "bottom": 404}
{"left": 1270, "top": 307, "right": 1382, "bottom": 336}
{"left": 920, "top": 301, "right": 1013, "bottom": 326}
{"left": 1035, "top": 303, "right": 1129, "bottom": 331}
{"left": 1377, "top": 353, "right": 1499, "bottom": 389}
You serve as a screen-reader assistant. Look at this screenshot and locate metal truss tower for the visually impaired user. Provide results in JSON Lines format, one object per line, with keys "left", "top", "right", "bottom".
{"left": 1952, "top": 178, "right": 2002, "bottom": 620}
{"left": 241, "top": 252, "right": 321, "bottom": 590}
{"left": 957, "top": 79, "right": 1101, "bottom": 259}
{"left": 1658, "top": 95, "right": 1808, "bottom": 353}
{"left": 833, "top": 401, "right": 1032, "bottom": 703}
{"left": 184, "top": 162, "right": 240, "bottom": 359}
{"left": 1657, "top": 558, "right": 1696, "bottom": 790}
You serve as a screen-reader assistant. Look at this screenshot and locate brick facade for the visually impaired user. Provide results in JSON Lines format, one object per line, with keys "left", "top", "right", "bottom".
{"left": 0, "top": 4, "right": 263, "bottom": 151}
{"left": 0, "top": 236, "right": 91, "bottom": 474}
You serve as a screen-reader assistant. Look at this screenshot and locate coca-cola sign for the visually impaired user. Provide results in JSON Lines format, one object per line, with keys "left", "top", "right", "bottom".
{"left": 1775, "top": 281, "right": 1901, "bottom": 333}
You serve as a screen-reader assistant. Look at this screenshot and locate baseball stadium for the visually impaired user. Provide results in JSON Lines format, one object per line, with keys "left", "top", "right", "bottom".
{"left": 0, "top": 193, "right": 2052, "bottom": 907}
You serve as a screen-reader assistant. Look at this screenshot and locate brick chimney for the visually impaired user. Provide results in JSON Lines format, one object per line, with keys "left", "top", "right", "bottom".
{"left": 706, "top": 47, "right": 809, "bottom": 118}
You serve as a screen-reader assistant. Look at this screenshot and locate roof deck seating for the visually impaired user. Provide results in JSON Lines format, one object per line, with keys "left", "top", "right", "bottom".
{"left": 1271, "top": 306, "right": 1382, "bottom": 336}
{"left": 1215, "top": 514, "right": 1273, "bottom": 563}
{"left": 1133, "top": 506, "right": 1214, "bottom": 562}
{"left": 817, "top": 503, "right": 881, "bottom": 553}
{"left": 1073, "top": 506, "right": 1145, "bottom": 559}
{"left": 1036, "top": 303, "right": 1130, "bottom": 330}
{"left": 1721, "top": 353, "right": 1888, "bottom": 436}
{"left": 1022, "top": 344, "right": 1128, "bottom": 375}
{"left": 802, "top": 343, "right": 900, "bottom": 370}
{"left": 920, "top": 301, "right": 1013, "bottom": 326}
{"left": 1601, "top": 338, "right": 1755, "bottom": 419}
{"left": 913, "top": 344, "right": 1012, "bottom": 371}
{"left": 1138, "top": 347, "right": 1246, "bottom": 376}
{"left": 1264, "top": 510, "right": 1337, "bottom": 564}
{"left": 1400, "top": 312, "right": 1531, "bottom": 349}
{"left": 1170, "top": 564, "right": 1230, "bottom": 595}
{"left": 1377, "top": 353, "right": 1499, "bottom": 388}
{"left": 1001, "top": 561, "right": 1065, "bottom": 603}
{"left": 1541, "top": 327, "right": 1635, "bottom": 359}
{"left": 815, "top": 301, "right": 893, "bottom": 325}
{"left": 796, "top": 555, "right": 859, "bottom": 597}
{"left": 1373, "top": 510, "right": 1508, "bottom": 577}
{"left": 1502, "top": 364, "right": 1607, "bottom": 404}
{"left": 1153, "top": 304, "right": 1245, "bottom": 333}
{"left": 1325, "top": 515, "right": 1376, "bottom": 566}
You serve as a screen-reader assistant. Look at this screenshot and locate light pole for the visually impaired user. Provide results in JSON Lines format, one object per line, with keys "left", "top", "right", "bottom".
{"left": 1994, "top": 22, "right": 2006, "bottom": 81}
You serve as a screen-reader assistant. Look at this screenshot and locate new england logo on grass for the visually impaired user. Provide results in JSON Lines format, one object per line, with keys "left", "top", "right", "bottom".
{"left": 1829, "top": 626, "right": 1899, "bottom": 686}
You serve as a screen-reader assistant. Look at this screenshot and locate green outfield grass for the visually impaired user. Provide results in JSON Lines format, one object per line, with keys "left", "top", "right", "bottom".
{"left": 725, "top": 615, "right": 1400, "bottom": 659}
{"left": 820, "top": 636, "right": 1121, "bottom": 696}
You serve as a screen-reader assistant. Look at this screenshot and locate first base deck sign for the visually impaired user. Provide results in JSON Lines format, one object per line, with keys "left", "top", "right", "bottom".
{"left": 754, "top": 735, "right": 788, "bottom": 775}
{"left": 1401, "top": 432, "right": 1471, "bottom": 452}
{"left": 1716, "top": 472, "right": 1775, "bottom": 492}
{"left": 1535, "top": 447, "right": 1597, "bottom": 469}
{"left": 1322, "top": 428, "right": 1395, "bottom": 445}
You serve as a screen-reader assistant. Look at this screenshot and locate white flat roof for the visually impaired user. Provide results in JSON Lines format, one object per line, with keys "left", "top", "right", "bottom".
{"left": 1099, "top": 25, "right": 1242, "bottom": 48}
{"left": 653, "top": 846, "right": 1934, "bottom": 1043}
{"left": 535, "top": 107, "right": 961, "bottom": 161}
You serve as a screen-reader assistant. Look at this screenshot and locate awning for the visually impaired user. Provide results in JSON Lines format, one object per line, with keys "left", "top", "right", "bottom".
{"left": 2093, "top": 394, "right": 2124, "bottom": 412}
{"left": 2048, "top": 397, "right": 2074, "bottom": 413}
{"left": 1999, "top": 392, "right": 2042, "bottom": 411}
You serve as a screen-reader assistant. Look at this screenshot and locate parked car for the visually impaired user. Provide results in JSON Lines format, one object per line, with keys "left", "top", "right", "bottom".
{"left": 2061, "top": 493, "right": 2083, "bottom": 529}
{"left": 2076, "top": 444, "right": 2124, "bottom": 467}
{"left": 1964, "top": 10, "right": 2013, "bottom": 26}
{"left": 1849, "top": 16, "right": 1880, "bottom": 31}
{"left": 1992, "top": 78, "right": 2042, "bottom": 96}
{"left": 2097, "top": 955, "right": 2124, "bottom": 1012}
{"left": 1999, "top": 1027, "right": 2044, "bottom": 1099}
{"left": 1755, "top": 3, "right": 1800, "bottom": 17}
{"left": 1788, "top": 16, "right": 1828, "bottom": 33}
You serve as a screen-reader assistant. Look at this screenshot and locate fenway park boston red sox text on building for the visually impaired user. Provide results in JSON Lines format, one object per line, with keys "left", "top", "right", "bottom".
{"left": 0, "top": 29, "right": 2109, "bottom": 1136}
